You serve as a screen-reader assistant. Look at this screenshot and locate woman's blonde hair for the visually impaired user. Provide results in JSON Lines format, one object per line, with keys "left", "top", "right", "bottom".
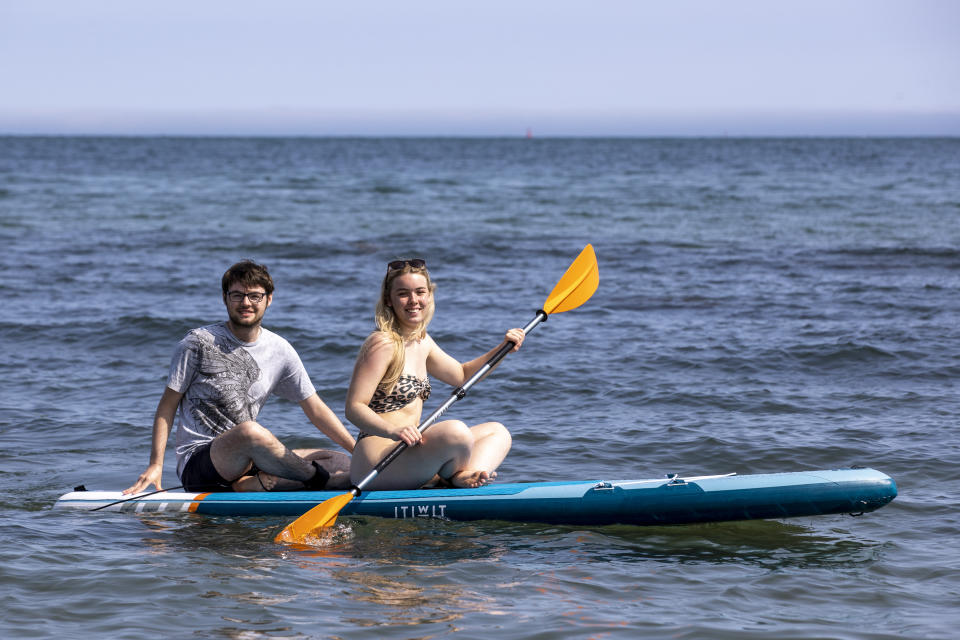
{"left": 369, "top": 260, "right": 436, "bottom": 392}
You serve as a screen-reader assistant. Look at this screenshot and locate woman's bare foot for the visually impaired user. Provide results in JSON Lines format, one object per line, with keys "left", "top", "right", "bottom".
{"left": 447, "top": 469, "right": 497, "bottom": 488}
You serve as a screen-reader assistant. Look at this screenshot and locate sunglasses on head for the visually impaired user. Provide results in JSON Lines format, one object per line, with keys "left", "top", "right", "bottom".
{"left": 387, "top": 259, "right": 426, "bottom": 271}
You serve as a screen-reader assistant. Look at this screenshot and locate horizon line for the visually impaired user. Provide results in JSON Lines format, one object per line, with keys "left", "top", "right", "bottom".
{"left": 1, "top": 107, "right": 958, "bottom": 138}
{"left": 2, "top": 132, "right": 959, "bottom": 140}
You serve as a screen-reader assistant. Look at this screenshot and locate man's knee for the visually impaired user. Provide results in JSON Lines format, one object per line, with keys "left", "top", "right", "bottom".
{"left": 223, "top": 421, "right": 277, "bottom": 448}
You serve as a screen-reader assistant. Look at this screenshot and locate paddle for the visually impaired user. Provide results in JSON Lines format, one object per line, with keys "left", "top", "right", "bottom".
{"left": 274, "top": 244, "right": 599, "bottom": 544}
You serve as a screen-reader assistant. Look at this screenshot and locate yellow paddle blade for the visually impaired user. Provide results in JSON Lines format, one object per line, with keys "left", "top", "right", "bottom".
{"left": 273, "top": 491, "right": 355, "bottom": 544}
{"left": 543, "top": 244, "right": 599, "bottom": 314}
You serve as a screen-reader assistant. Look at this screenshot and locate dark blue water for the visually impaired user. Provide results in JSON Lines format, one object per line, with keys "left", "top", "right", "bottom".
{"left": 1, "top": 136, "right": 958, "bottom": 639}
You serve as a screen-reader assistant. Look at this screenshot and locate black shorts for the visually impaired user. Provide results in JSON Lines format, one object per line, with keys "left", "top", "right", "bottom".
{"left": 181, "top": 443, "right": 234, "bottom": 493}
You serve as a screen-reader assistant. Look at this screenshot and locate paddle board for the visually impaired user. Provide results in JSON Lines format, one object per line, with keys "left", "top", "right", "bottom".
{"left": 54, "top": 468, "right": 896, "bottom": 527}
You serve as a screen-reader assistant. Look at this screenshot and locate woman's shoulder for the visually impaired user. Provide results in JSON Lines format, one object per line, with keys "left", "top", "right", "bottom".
{"left": 359, "top": 330, "right": 400, "bottom": 357}
{"left": 422, "top": 331, "right": 447, "bottom": 355}
{"left": 364, "top": 330, "right": 397, "bottom": 346}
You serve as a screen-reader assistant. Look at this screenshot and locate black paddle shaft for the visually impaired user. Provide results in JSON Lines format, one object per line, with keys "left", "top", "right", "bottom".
{"left": 356, "top": 309, "right": 549, "bottom": 490}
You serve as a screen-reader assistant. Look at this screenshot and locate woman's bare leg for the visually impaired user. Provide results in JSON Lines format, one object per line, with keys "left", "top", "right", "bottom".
{"left": 350, "top": 420, "right": 474, "bottom": 490}
{"left": 446, "top": 422, "right": 512, "bottom": 487}
{"left": 349, "top": 420, "right": 512, "bottom": 490}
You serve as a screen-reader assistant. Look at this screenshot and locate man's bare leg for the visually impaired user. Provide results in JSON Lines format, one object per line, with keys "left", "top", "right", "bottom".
{"left": 210, "top": 421, "right": 327, "bottom": 490}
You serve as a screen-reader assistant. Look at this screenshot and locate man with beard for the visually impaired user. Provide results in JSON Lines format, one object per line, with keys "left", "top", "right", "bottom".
{"left": 125, "top": 260, "right": 355, "bottom": 494}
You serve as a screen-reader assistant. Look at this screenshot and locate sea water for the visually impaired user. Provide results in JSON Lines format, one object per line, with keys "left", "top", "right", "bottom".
{"left": 1, "top": 136, "right": 958, "bottom": 639}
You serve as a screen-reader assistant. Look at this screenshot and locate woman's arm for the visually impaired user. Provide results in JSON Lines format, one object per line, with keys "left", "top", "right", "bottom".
{"left": 426, "top": 328, "right": 525, "bottom": 387}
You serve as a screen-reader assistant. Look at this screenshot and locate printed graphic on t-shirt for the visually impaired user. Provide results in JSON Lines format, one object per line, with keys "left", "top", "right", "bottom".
{"left": 187, "top": 331, "right": 260, "bottom": 436}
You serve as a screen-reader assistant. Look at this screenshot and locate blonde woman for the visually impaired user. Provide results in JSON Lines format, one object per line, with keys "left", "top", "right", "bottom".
{"left": 345, "top": 259, "right": 523, "bottom": 490}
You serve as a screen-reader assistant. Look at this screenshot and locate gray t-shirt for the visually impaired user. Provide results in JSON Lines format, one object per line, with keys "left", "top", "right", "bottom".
{"left": 169, "top": 322, "right": 316, "bottom": 478}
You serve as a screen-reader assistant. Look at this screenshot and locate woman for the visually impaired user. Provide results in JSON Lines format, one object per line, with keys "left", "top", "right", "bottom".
{"left": 345, "top": 258, "right": 523, "bottom": 490}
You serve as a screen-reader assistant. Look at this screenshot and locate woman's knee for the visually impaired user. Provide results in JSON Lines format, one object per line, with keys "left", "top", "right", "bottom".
{"left": 430, "top": 420, "right": 474, "bottom": 448}
{"left": 491, "top": 422, "right": 512, "bottom": 447}
{"left": 475, "top": 421, "right": 512, "bottom": 444}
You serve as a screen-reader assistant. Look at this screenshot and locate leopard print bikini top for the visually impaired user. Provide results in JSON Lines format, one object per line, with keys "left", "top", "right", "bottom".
{"left": 367, "top": 374, "right": 432, "bottom": 414}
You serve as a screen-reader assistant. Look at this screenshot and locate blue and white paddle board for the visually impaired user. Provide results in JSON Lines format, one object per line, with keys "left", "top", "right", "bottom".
{"left": 54, "top": 468, "right": 896, "bottom": 527}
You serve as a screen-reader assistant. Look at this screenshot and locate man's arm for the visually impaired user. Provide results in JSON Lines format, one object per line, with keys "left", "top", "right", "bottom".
{"left": 123, "top": 387, "right": 183, "bottom": 494}
{"left": 300, "top": 393, "right": 356, "bottom": 453}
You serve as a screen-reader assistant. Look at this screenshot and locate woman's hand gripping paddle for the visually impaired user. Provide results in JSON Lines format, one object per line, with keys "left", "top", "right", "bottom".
{"left": 274, "top": 244, "right": 599, "bottom": 544}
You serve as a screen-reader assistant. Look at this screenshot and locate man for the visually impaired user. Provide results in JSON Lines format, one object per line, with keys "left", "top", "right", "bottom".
{"left": 124, "top": 260, "right": 355, "bottom": 495}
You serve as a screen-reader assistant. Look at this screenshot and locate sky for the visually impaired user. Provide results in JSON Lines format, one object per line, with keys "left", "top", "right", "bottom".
{"left": 1, "top": 0, "right": 958, "bottom": 136}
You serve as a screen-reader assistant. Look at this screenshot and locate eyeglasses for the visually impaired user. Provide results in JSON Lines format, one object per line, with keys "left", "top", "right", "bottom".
{"left": 226, "top": 291, "right": 267, "bottom": 303}
{"left": 387, "top": 259, "right": 426, "bottom": 271}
